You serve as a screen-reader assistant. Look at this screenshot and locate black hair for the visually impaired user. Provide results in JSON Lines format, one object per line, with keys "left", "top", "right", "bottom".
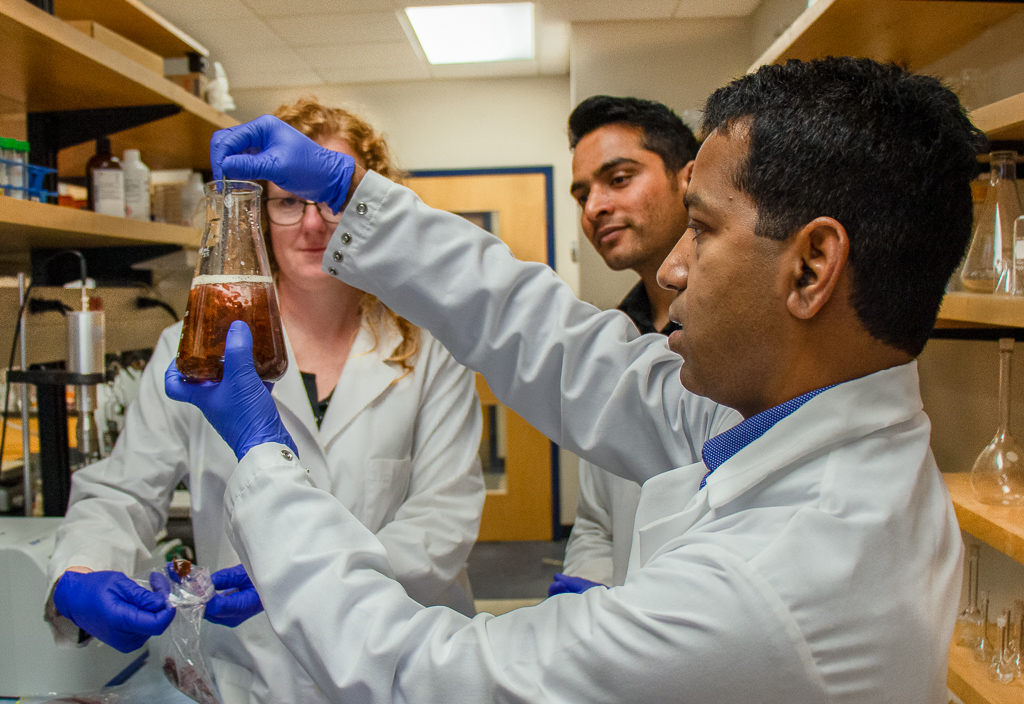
{"left": 568, "top": 95, "right": 699, "bottom": 173}
{"left": 702, "top": 57, "right": 986, "bottom": 357}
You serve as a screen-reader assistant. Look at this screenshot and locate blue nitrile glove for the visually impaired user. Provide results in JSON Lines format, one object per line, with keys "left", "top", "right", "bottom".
{"left": 205, "top": 564, "right": 264, "bottom": 628}
{"left": 547, "top": 573, "right": 606, "bottom": 597}
{"left": 165, "top": 321, "right": 299, "bottom": 461}
{"left": 52, "top": 570, "right": 176, "bottom": 653}
{"left": 209, "top": 115, "right": 355, "bottom": 213}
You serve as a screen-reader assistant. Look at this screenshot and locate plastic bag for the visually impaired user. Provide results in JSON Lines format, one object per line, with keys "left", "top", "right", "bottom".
{"left": 154, "top": 559, "right": 221, "bottom": 704}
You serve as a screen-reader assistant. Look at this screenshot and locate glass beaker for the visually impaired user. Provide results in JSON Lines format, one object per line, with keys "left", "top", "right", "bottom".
{"left": 961, "top": 151, "right": 1022, "bottom": 294}
{"left": 955, "top": 544, "right": 984, "bottom": 647}
{"left": 176, "top": 180, "right": 288, "bottom": 383}
{"left": 970, "top": 338, "right": 1024, "bottom": 505}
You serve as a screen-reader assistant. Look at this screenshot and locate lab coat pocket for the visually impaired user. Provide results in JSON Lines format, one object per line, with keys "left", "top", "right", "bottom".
{"left": 363, "top": 458, "right": 413, "bottom": 532}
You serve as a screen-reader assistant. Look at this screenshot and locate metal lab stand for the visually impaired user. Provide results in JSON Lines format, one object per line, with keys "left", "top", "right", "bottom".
{"left": 7, "top": 369, "right": 105, "bottom": 516}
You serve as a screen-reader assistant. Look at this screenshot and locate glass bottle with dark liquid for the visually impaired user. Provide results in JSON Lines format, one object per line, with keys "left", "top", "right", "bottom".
{"left": 177, "top": 180, "right": 288, "bottom": 382}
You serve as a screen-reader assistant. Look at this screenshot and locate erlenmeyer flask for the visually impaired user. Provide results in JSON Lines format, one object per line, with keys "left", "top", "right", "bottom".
{"left": 961, "top": 151, "right": 1022, "bottom": 294}
{"left": 177, "top": 180, "right": 288, "bottom": 382}
{"left": 970, "top": 338, "right": 1024, "bottom": 505}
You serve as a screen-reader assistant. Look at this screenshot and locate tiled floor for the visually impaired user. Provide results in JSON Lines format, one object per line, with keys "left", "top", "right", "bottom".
{"left": 467, "top": 539, "right": 567, "bottom": 614}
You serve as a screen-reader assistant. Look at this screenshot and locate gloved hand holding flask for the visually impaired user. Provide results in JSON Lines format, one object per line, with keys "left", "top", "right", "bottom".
{"left": 209, "top": 115, "right": 355, "bottom": 212}
{"left": 166, "top": 321, "right": 298, "bottom": 461}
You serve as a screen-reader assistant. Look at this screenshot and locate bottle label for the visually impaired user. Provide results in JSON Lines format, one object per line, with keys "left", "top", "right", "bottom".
{"left": 93, "top": 169, "right": 125, "bottom": 216}
{"left": 124, "top": 172, "right": 151, "bottom": 221}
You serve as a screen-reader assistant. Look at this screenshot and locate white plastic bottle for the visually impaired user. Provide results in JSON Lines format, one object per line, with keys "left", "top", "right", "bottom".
{"left": 121, "top": 149, "right": 151, "bottom": 221}
{"left": 180, "top": 172, "right": 206, "bottom": 227}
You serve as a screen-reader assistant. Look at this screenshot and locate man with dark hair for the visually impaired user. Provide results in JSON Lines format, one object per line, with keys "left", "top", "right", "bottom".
{"left": 168, "top": 57, "right": 985, "bottom": 702}
{"left": 552, "top": 96, "right": 735, "bottom": 595}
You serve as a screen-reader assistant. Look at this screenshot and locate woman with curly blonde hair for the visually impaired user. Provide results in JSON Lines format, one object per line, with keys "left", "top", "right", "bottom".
{"left": 47, "top": 97, "right": 485, "bottom": 704}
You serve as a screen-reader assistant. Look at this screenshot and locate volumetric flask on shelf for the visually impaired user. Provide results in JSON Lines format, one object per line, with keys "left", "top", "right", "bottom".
{"left": 970, "top": 338, "right": 1024, "bottom": 506}
{"left": 177, "top": 180, "right": 288, "bottom": 383}
{"left": 955, "top": 544, "right": 984, "bottom": 647}
{"left": 961, "top": 151, "right": 1022, "bottom": 294}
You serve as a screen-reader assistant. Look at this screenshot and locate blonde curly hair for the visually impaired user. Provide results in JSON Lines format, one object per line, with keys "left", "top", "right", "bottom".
{"left": 266, "top": 97, "right": 419, "bottom": 372}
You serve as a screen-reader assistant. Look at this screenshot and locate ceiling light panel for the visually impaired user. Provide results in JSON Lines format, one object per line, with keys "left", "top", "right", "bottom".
{"left": 405, "top": 3, "right": 535, "bottom": 64}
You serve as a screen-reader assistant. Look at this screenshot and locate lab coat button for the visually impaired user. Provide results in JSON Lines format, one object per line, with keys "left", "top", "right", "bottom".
{"left": 341, "top": 233, "right": 351, "bottom": 244}
{"left": 328, "top": 267, "right": 338, "bottom": 276}
{"left": 280, "top": 449, "right": 294, "bottom": 461}
{"left": 332, "top": 251, "right": 343, "bottom": 262}
{"left": 356, "top": 202, "right": 367, "bottom": 215}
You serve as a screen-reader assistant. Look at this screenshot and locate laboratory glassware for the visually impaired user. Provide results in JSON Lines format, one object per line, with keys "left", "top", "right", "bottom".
{"left": 176, "top": 180, "right": 287, "bottom": 383}
{"left": 955, "top": 544, "right": 984, "bottom": 647}
{"left": 86, "top": 137, "right": 124, "bottom": 216}
{"left": 991, "top": 611, "right": 1016, "bottom": 683}
{"left": 1013, "top": 216, "right": 1024, "bottom": 295}
{"left": 970, "top": 338, "right": 1024, "bottom": 505}
{"left": 961, "top": 151, "right": 1023, "bottom": 294}
{"left": 974, "top": 592, "right": 996, "bottom": 663}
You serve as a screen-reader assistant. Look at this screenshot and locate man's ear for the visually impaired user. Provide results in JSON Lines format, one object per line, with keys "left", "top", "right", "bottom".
{"left": 677, "top": 160, "right": 695, "bottom": 191}
{"left": 785, "top": 217, "right": 849, "bottom": 320}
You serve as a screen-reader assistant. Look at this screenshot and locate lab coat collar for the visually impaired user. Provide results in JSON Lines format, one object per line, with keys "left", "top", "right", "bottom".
{"left": 632, "top": 361, "right": 924, "bottom": 568}
{"left": 701, "top": 360, "right": 923, "bottom": 510}
{"left": 315, "top": 320, "right": 406, "bottom": 446}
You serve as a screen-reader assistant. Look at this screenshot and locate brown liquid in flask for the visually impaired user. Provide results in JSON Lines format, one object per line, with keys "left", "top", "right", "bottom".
{"left": 177, "top": 181, "right": 288, "bottom": 382}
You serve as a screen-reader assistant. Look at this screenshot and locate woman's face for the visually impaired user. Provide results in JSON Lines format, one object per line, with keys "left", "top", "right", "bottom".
{"left": 267, "top": 135, "right": 361, "bottom": 283}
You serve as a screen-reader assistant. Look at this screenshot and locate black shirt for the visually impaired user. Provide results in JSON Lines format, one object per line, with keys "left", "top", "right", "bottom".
{"left": 300, "top": 371, "right": 333, "bottom": 428}
{"left": 617, "top": 281, "right": 680, "bottom": 336}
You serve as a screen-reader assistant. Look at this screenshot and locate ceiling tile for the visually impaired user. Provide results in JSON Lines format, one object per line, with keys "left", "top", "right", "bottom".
{"left": 242, "top": 0, "right": 390, "bottom": 17}
{"left": 185, "top": 17, "right": 287, "bottom": 55}
{"left": 297, "top": 41, "right": 423, "bottom": 70}
{"left": 228, "top": 69, "right": 326, "bottom": 90}
{"left": 428, "top": 60, "right": 539, "bottom": 80}
{"left": 142, "top": 0, "right": 252, "bottom": 25}
{"left": 272, "top": 11, "right": 407, "bottom": 47}
{"left": 540, "top": 0, "right": 679, "bottom": 21}
{"left": 673, "top": 0, "right": 761, "bottom": 18}
{"left": 220, "top": 48, "right": 312, "bottom": 73}
{"left": 317, "top": 63, "right": 431, "bottom": 84}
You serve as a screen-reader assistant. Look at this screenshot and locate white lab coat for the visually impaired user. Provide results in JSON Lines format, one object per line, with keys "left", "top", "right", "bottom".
{"left": 562, "top": 459, "right": 641, "bottom": 585}
{"left": 47, "top": 312, "right": 485, "bottom": 704}
{"left": 218, "top": 172, "right": 963, "bottom": 703}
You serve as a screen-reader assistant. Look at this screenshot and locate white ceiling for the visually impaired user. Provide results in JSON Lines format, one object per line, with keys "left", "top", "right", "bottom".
{"left": 141, "top": 0, "right": 762, "bottom": 90}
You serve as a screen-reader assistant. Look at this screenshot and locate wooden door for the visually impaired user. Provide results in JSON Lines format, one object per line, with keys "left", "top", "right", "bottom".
{"left": 405, "top": 169, "right": 556, "bottom": 540}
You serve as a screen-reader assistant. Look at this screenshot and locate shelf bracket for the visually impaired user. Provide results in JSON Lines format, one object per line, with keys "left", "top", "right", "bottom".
{"left": 27, "top": 104, "right": 183, "bottom": 195}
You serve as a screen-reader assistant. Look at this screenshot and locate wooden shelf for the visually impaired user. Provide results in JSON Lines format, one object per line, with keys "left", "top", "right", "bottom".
{"left": 937, "top": 292, "right": 1024, "bottom": 329}
{"left": 53, "top": 0, "right": 208, "bottom": 58}
{"left": 0, "top": 197, "right": 200, "bottom": 251}
{"left": 0, "top": 0, "right": 236, "bottom": 172}
{"left": 944, "top": 473, "right": 1024, "bottom": 566}
{"left": 749, "top": 0, "right": 1023, "bottom": 73}
{"left": 971, "top": 92, "right": 1024, "bottom": 142}
{"left": 947, "top": 641, "right": 1021, "bottom": 704}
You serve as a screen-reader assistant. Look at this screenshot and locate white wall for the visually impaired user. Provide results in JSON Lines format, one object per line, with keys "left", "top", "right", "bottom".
{"left": 568, "top": 18, "right": 753, "bottom": 311}
{"left": 231, "top": 76, "right": 579, "bottom": 293}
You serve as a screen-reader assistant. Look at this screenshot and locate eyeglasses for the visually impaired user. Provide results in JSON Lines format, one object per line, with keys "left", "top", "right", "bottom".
{"left": 265, "top": 197, "right": 342, "bottom": 226}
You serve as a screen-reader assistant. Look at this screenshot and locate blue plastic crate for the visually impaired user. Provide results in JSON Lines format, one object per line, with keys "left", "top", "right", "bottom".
{"left": 0, "top": 158, "right": 58, "bottom": 201}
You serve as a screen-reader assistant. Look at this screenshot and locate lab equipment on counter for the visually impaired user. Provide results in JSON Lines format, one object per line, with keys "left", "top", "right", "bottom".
{"left": 87, "top": 137, "right": 125, "bottom": 216}
{"left": 68, "top": 293, "right": 106, "bottom": 471}
{"left": 176, "top": 180, "right": 287, "bottom": 383}
{"left": 0, "top": 517, "right": 140, "bottom": 697}
{"left": 961, "top": 151, "right": 1022, "bottom": 294}
{"left": 970, "top": 337, "right": 1024, "bottom": 505}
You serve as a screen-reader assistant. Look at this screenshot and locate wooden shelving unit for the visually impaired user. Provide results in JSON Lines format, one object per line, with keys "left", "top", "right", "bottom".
{"left": 947, "top": 642, "right": 1022, "bottom": 704}
{"left": 0, "top": 0, "right": 236, "bottom": 175}
{"left": 943, "top": 473, "right": 1024, "bottom": 704}
{"left": 971, "top": 93, "right": 1024, "bottom": 142}
{"left": 0, "top": 0, "right": 234, "bottom": 250}
{"left": 52, "top": 0, "right": 208, "bottom": 58}
{"left": 0, "top": 198, "right": 200, "bottom": 250}
{"left": 748, "top": 0, "right": 1023, "bottom": 74}
{"left": 937, "top": 293, "right": 1024, "bottom": 330}
{"left": 944, "top": 473, "right": 1024, "bottom": 566}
